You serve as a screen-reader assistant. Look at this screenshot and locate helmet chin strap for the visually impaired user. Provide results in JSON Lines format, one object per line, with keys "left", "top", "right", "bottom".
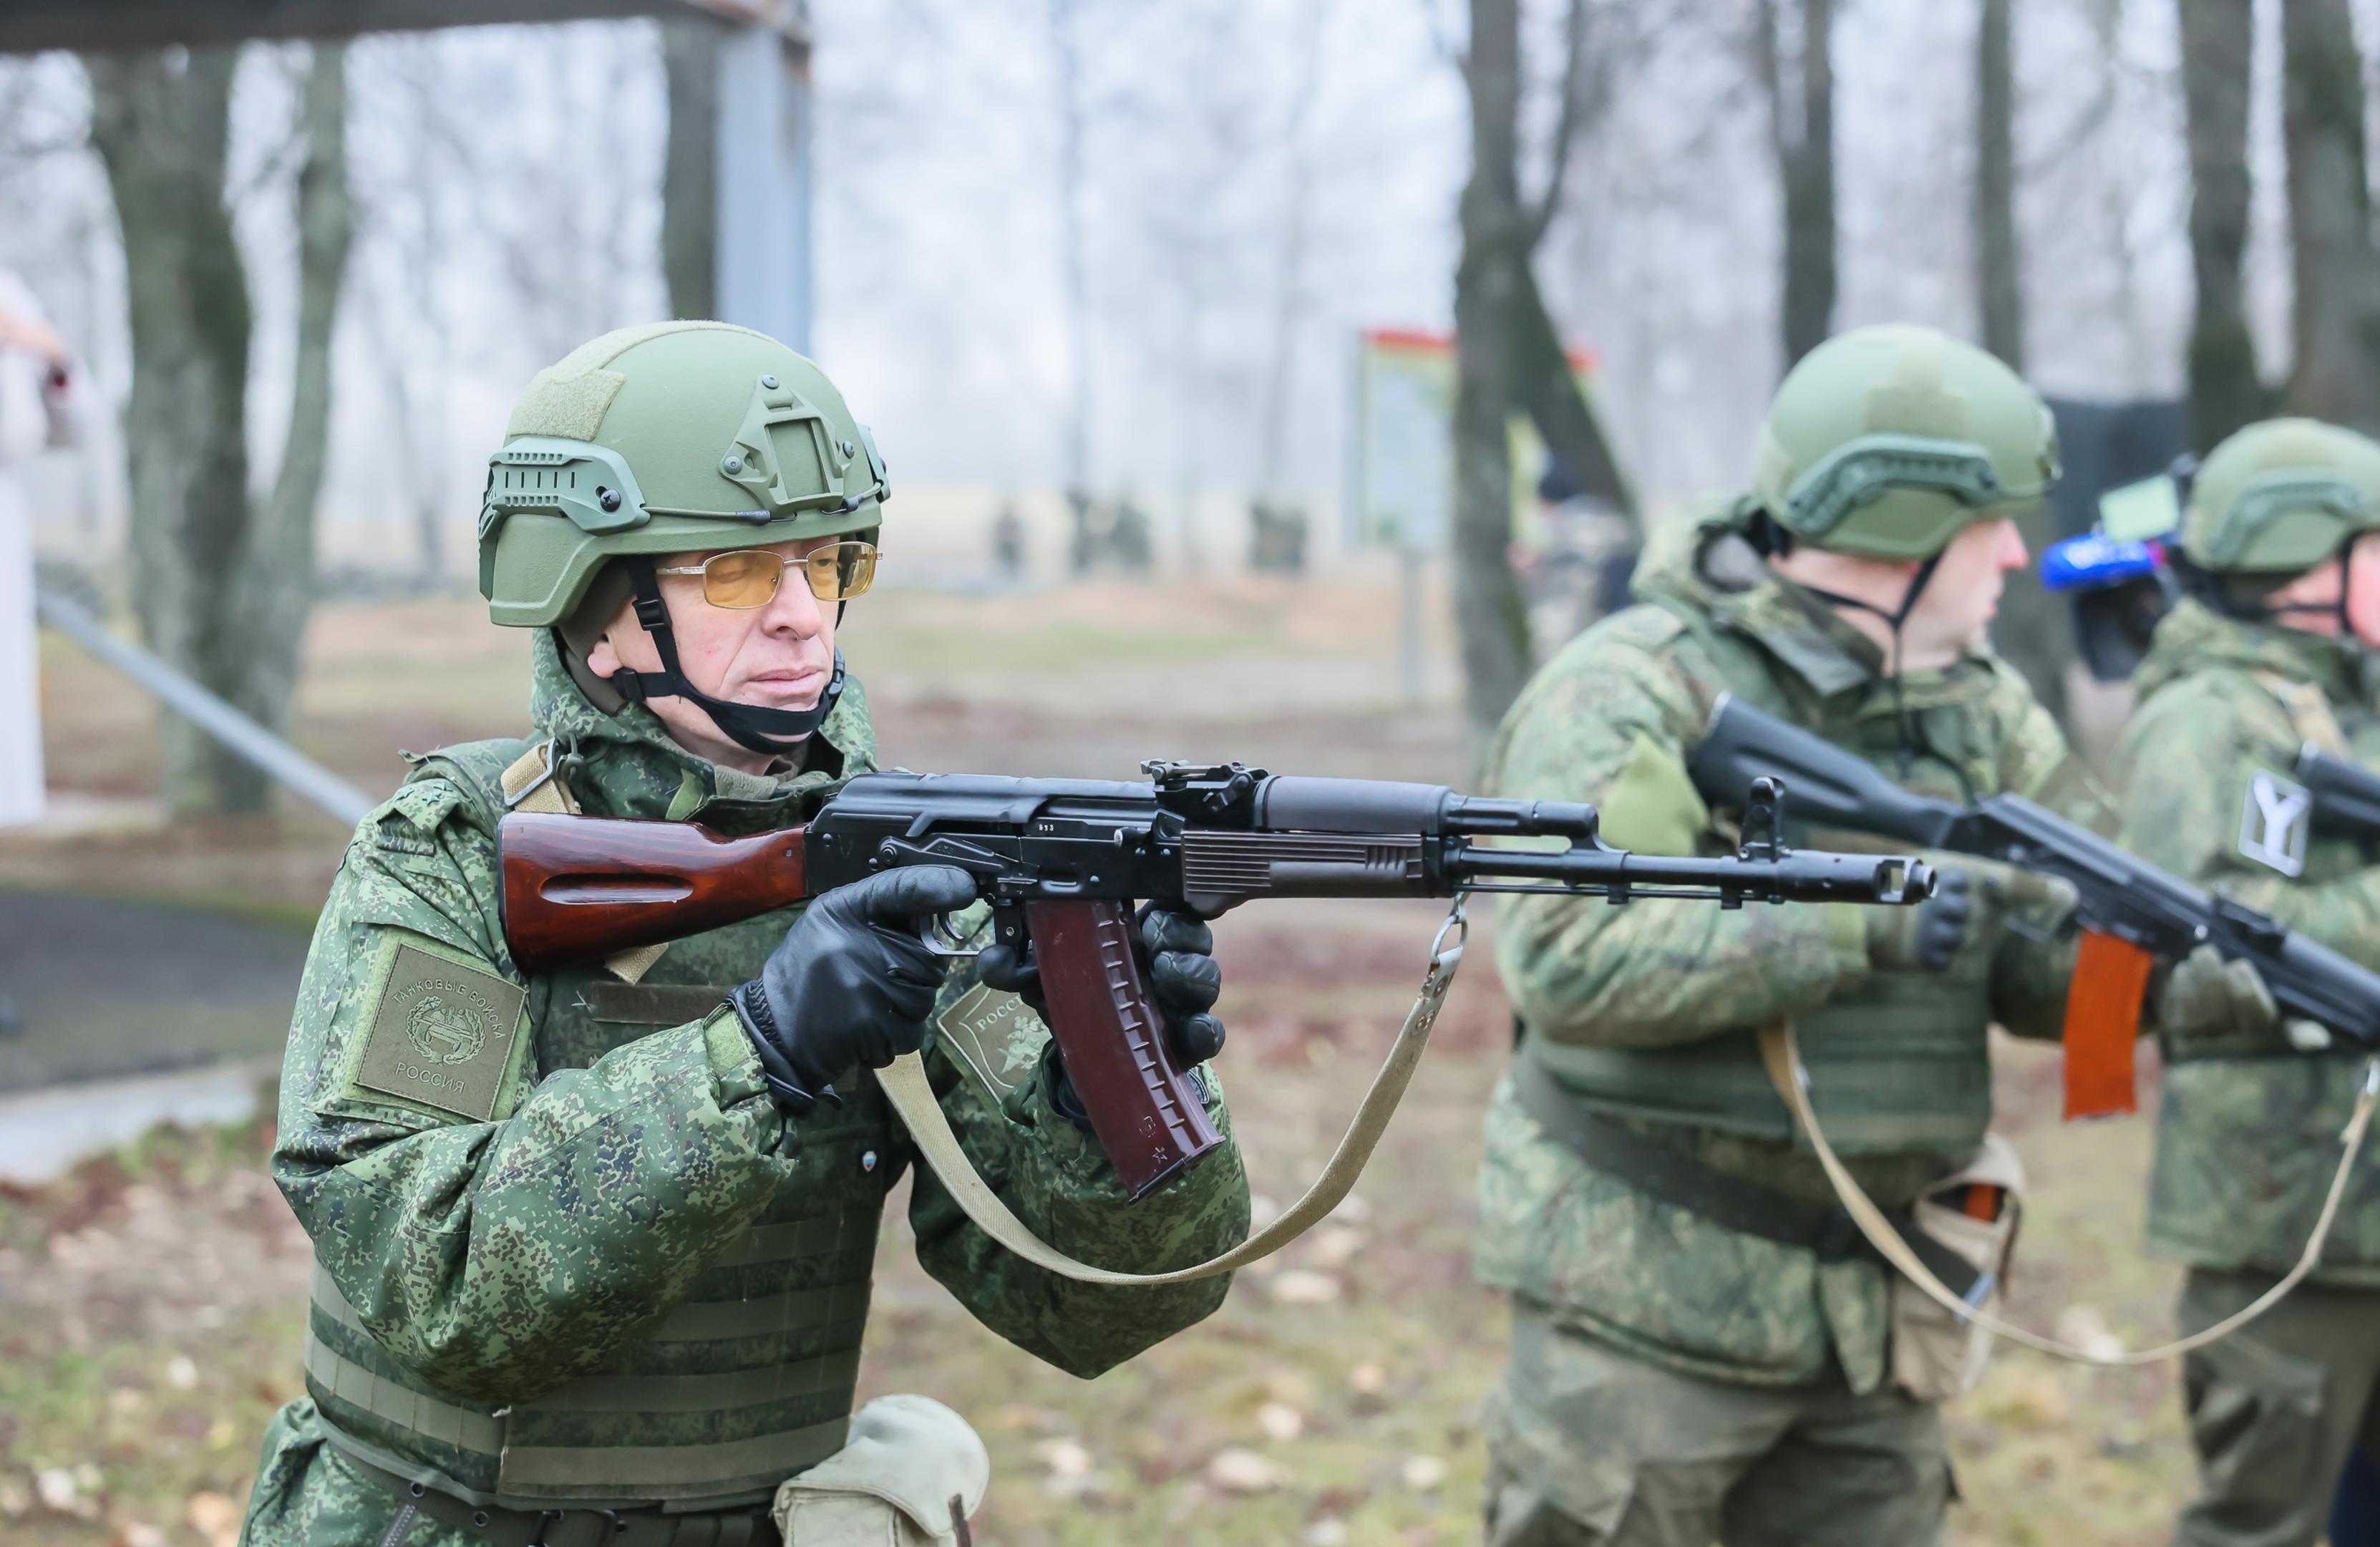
{"left": 1785, "top": 549, "right": 1963, "bottom": 788}
{"left": 2202, "top": 539, "right": 2362, "bottom": 641}
{"left": 604, "top": 554, "right": 847, "bottom": 757}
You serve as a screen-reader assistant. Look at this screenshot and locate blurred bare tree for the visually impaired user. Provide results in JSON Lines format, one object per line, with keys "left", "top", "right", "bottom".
{"left": 1452, "top": 0, "right": 1634, "bottom": 739}
{"left": 84, "top": 44, "right": 351, "bottom": 816}
{"left": 1051, "top": 0, "right": 1092, "bottom": 503}
{"left": 2178, "top": 0, "right": 2263, "bottom": 450}
{"left": 1756, "top": 0, "right": 1835, "bottom": 367}
{"left": 1975, "top": 0, "right": 2021, "bottom": 370}
{"left": 2279, "top": 0, "right": 2380, "bottom": 435}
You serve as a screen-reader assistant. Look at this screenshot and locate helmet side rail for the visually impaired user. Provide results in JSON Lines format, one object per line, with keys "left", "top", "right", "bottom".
{"left": 498, "top": 762, "right": 1933, "bottom": 1198}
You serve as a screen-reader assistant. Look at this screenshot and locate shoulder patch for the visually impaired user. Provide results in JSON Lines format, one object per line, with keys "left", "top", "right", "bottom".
{"left": 935, "top": 982, "right": 1049, "bottom": 1105}
{"left": 2239, "top": 768, "right": 2312, "bottom": 877}
{"left": 354, "top": 942, "right": 527, "bottom": 1121}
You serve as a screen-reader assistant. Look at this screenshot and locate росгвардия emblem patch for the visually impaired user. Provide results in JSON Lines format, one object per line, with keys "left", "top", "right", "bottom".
{"left": 354, "top": 941, "right": 524, "bottom": 1121}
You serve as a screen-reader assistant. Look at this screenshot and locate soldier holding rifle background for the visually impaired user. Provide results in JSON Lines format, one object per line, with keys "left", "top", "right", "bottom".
{"left": 1467, "top": 324, "right": 2254, "bottom": 1547}
{"left": 2116, "top": 418, "right": 2380, "bottom": 1547}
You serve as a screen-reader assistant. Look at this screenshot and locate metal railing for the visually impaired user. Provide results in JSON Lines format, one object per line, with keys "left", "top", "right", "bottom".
{"left": 35, "top": 589, "right": 375, "bottom": 828}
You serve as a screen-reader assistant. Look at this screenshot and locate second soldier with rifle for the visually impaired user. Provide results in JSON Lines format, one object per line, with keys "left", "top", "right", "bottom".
{"left": 1468, "top": 324, "right": 2205, "bottom": 1546}
{"left": 2117, "top": 417, "right": 2380, "bottom": 1547}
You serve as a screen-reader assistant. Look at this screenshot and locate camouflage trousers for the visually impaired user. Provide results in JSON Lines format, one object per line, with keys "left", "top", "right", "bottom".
{"left": 2175, "top": 1269, "right": 2380, "bottom": 1547}
{"left": 1480, "top": 1298, "right": 1951, "bottom": 1547}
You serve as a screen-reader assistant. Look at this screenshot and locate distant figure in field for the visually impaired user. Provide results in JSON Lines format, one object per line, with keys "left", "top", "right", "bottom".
{"left": 0, "top": 269, "right": 75, "bottom": 829}
{"left": 991, "top": 500, "right": 1026, "bottom": 581}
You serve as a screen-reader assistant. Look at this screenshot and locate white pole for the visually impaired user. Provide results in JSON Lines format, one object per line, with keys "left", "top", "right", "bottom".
{"left": 712, "top": 24, "right": 812, "bottom": 354}
{"left": 1399, "top": 544, "right": 1424, "bottom": 704}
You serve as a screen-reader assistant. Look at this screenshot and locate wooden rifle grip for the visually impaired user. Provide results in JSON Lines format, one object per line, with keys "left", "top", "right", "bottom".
{"left": 1026, "top": 898, "right": 1223, "bottom": 1199}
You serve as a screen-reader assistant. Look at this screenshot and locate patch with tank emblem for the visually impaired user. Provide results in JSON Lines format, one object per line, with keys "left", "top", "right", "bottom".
{"left": 354, "top": 943, "right": 525, "bottom": 1121}
{"left": 935, "top": 982, "right": 1050, "bottom": 1104}
{"left": 2239, "top": 768, "right": 2312, "bottom": 878}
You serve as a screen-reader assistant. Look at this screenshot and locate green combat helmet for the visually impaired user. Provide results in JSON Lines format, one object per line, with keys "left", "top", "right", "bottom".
{"left": 477, "top": 321, "right": 888, "bottom": 753}
{"left": 2180, "top": 417, "right": 2380, "bottom": 577}
{"left": 1751, "top": 323, "right": 2059, "bottom": 562}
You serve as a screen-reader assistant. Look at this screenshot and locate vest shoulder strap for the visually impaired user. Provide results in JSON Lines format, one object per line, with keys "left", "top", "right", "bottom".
{"left": 2250, "top": 670, "right": 2354, "bottom": 758}
{"left": 404, "top": 737, "right": 539, "bottom": 830}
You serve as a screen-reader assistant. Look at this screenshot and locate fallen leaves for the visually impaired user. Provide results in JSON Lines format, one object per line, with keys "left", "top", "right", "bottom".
{"left": 1206, "top": 1447, "right": 1287, "bottom": 1493}
{"left": 1268, "top": 1269, "right": 1342, "bottom": 1306}
{"left": 1256, "top": 1401, "right": 1305, "bottom": 1442}
{"left": 185, "top": 1491, "right": 241, "bottom": 1547}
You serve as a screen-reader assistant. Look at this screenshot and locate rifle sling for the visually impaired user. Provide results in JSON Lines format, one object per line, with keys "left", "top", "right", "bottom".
{"left": 873, "top": 903, "right": 1470, "bottom": 1286}
{"left": 1758, "top": 1020, "right": 2380, "bottom": 1366}
{"left": 1510, "top": 1052, "right": 1981, "bottom": 1297}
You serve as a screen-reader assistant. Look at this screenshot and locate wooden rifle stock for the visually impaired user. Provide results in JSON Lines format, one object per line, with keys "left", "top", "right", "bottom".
{"left": 500, "top": 811, "right": 811, "bottom": 972}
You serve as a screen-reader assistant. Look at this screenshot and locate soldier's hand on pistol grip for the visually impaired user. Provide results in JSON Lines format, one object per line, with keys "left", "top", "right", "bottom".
{"left": 977, "top": 903, "right": 1227, "bottom": 1133}
{"left": 2154, "top": 942, "right": 2326, "bottom": 1057}
{"left": 731, "top": 865, "right": 981, "bottom": 1117}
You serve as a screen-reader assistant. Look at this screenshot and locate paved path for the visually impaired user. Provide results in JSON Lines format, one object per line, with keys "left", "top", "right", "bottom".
{"left": 0, "top": 891, "right": 309, "bottom": 1180}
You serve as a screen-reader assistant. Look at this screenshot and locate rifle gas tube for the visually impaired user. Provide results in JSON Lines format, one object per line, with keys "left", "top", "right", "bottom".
{"left": 2297, "top": 745, "right": 2380, "bottom": 839}
{"left": 1689, "top": 695, "right": 2380, "bottom": 1052}
{"left": 502, "top": 761, "right": 1935, "bottom": 1197}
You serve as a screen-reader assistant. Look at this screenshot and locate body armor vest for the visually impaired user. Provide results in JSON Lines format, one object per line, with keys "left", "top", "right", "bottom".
{"left": 304, "top": 740, "right": 894, "bottom": 1512}
{"left": 1535, "top": 593, "right": 2001, "bottom": 1161}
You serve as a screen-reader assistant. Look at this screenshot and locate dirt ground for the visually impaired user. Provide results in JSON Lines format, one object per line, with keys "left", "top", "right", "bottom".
{"left": 1, "top": 574, "right": 2206, "bottom": 1545}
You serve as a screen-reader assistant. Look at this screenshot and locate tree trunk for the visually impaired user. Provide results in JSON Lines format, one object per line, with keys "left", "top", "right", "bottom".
{"left": 2179, "top": 0, "right": 2263, "bottom": 449}
{"left": 85, "top": 48, "right": 253, "bottom": 816}
{"left": 661, "top": 16, "right": 722, "bottom": 321}
{"left": 1453, "top": 0, "right": 1533, "bottom": 740}
{"left": 1762, "top": 0, "right": 1837, "bottom": 367}
{"left": 1511, "top": 262, "right": 1636, "bottom": 528}
{"left": 1970, "top": 0, "right": 2069, "bottom": 722}
{"left": 1975, "top": 0, "right": 2023, "bottom": 369}
{"left": 87, "top": 44, "right": 353, "bottom": 817}
{"left": 223, "top": 43, "right": 352, "bottom": 813}
{"left": 2281, "top": 0, "right": 2380, "bottom": 433}
{"left": 1051, "top": 0, "right": 1092, "bottom": 498}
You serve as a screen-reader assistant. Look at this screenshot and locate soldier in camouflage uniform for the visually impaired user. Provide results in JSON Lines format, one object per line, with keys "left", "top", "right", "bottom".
{"left": 1472, "top": 325, "right": 2109, "bottom": 1546}
{"left": 2116, "top": 417, "right": 2380, "bottom": 1547}
{"left": 238, "top": 322, "right": 1250, "bottom": 1547}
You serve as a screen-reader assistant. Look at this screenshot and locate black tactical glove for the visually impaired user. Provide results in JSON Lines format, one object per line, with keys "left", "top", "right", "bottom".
{"left": 731, "top": 865, "right": 979, "bottom": 1116}
{"left": 977, "top": 903, "right": 1226, "bottom": 1130}
{"left": 1868, "top": 865, "right": 1977, "bottom": 974}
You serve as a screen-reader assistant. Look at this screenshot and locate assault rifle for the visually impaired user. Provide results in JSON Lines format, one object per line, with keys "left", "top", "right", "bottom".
{"left": 1689, "top": 696, "right": 2380, "bottom": 1054}
{"left": 502, "top": 760, "right": 1933, "bottom": 1195}
{"left": 2298, "top": 746, "right": 2380, "bottom": 839}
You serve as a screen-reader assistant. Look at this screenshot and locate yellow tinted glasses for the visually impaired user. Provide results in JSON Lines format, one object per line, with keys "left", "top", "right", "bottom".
{"left": 656, "top": 541, "right": 880, "bottom": 608}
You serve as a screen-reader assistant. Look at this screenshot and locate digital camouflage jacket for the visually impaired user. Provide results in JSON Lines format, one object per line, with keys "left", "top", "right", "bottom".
{"left": 243, "top": 631, "right": 1250, "bottom": 1538}
{"left": 1472, "top": 523, "right": 2107, "bottom": 1393}
{"left": 2119, "top": 598, "right": 2380, "bottom": 1284}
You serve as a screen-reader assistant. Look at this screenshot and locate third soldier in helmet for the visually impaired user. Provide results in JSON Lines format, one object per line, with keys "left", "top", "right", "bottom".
{"left": 1472, "top": 324, "right": 2110, "bottom": 1545}
{"left": 2117, "top": 417, "right": 2380, "bottom": 1547}
{"left": 238, "top": 323, "right": 1250, "bottom": 1547}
